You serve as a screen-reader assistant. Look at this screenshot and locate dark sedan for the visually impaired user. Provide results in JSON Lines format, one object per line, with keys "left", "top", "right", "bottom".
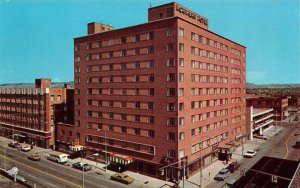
{"left": 72, "top": 162, "right": 92, "bottom": 171}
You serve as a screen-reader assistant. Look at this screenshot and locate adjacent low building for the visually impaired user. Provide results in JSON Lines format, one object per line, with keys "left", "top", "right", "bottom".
{"left": 246, "top": 107, "right": 274, "bottom": 140}
{"left": 0, "top": 79, "right": 72, "bottom": 148}
{"left": 246, "top": 96, "right": 288, "bottom": 121}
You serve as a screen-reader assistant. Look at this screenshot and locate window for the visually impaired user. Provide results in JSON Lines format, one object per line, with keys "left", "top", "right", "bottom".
{"left": 179, "top": 149, "right": 185, "bottom": 158}
{"left": 179, "top": 58, "right": 184, "bottom": 67}
{"left": 179, "top": 88, "right": 184, "bottom": 96}
{"left": 167, "top": 132, "right": 176, "bottom": 141}
{"left": 179, "top": 117, "right": 184, "bottom": 126}
{"left": 108, "top": 39, "right": 114, "bottom": 46}
{"left": 135, "top": 115, "right": 140, "bottom": 122}
{"left": 179, "top": 73, "right": 184, "bottom": 82}
{"left": 134, "top": 128, "right": 140, "bottom": 135}
{"left": 148, "top": 130, "right": 155, "bottom": 138}
{"left": 149, "top": 116, "right": 155, "bottom": 123}
{"left": 148, "top": 88, "right": 154, "bottom": 96}
{"left": 121, "top": 114, "right": 127, "bottom": 120}
{"left": 120, "top": 62, "right": 126, "bottom": 70}
{"left": 134, "top": 34, "right": 140, "bottom": 42}
{"left": 120, "top": 49, "right": 126, "bottom": 56}
{"left": 167, "top": 118, "right": 176, "bottom": 126}
{"left": 167, "top": 103, "right": 175, "bottom": 111}
{"left": 191, "top": 60, "right": 195, "bottom": 68}
{"left": 191, "top": 129, "right": 195, "bottom": 136}
{"left": 167, "top": 88, "right": 176, "bottom": 96}
{"left": 179, "top": 103, "right": 184, "bottom": 111}
{"left": 167, "top": 149, "right": 176, "bottom": 158}
{"left": 167, "top": 73, "right": 175, "bottom": 82}
{"left": 148, "top": 102, "right": 154, "bottom": 110}
{"left": 134, "top": 61, "right": 140, "bottom": 69}
{"left": 134, "top": 48, "right": 140, "bottom": 55}
{"left": 135, "top": 101, "right": 140, "bottom": 109}
{"left": 109, "top": 125, "right": 114, "bottom": 131}
{"left": 191, "top": 101, "right": 195, "bottom": 109}
{"left": 191, "top": 32, "right": 196, "bottom": 40}
{"left": 121, "top": 37, "right": 126, "bottom": 44}
{"left": 179, "top": 43, "right": 184, "bottom": 52}
{"left": 167, "top": 43, "right": 174, "bottom": 51}
{"left": 179, "top": 132, "right": 184, "bottom": 140}
{"left": 179, "top": 28, "right": 184, "bottom": 37}
{"left": 109, "top": 51, "right": 113, "bottom": 58}
{"left": 148, "top": 60, "right": 154, "bottom": 68}
{"left": 167, "top": 29, "right": 173, "bottom": 37}
{"left": 147, "top": 31, "right": 154, "bottom": 40}
{"left": 50, "top": 95, "right": 55, "bottom": 102}
{"left": 121, "top": 126, "right": 127, "bottom": 133}
{"left": 167, "top": 58, "right": 175, "bottom": 67}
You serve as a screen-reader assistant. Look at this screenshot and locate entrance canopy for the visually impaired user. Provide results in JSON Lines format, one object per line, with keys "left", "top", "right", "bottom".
{"left": 108, "top": 153, "right": 134, "bottom": 166}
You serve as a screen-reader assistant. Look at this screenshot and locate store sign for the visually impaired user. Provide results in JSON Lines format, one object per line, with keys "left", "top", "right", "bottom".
{"left": 175, "top": 4, "right": 208, "bottom": 26}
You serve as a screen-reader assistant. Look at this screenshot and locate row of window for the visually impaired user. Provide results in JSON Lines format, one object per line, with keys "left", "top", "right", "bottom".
{"left": 86, "top": 100, "right": 154, "bottom": 110}
{"left": 191, "top": 132, "right": 229, "bottom": 154}
{"left": 85, "top": 74, "right": 155, "bottom": 84}
{"left": 86, "top": 135, "right": 155, "bottom": 155}
{"left": 82, "top": 88, "right": 155, "bottom": 96}
{"left": 191, "top": 74, "right": 228, "bottom": 83}
{"left": 75, "top": 31, "right": 155, "bottom": 51}
{"left": 179, "top": 28, "right": 229, "bottom": 52}
{"left": 80, "top": 46, "right": 155, "bottom": 62}
{"left": 191, "top": 120, "right": 229, "bottom": 137}
{"left": 0, "top": 118, "right": 45, "bottom": 130}
{"left": 86, "top": 110, "right": 155, "bottom": 124}
{"left": 189, "top": 45, "right": 229, "bottom": 62}
{"left": 191, "top": 99, "right": 229, "bottom": 109}
{"left": 191, "top": 87, "right": 228, "bottom": 95}
{"left": 87, "top": 123, "right": 155, "bottom": 138}
{"left": 190, "top": 109, "right": 229, "bottom": 124}
{"left": 190, "top": 60, "right": 229, "bottom": 72}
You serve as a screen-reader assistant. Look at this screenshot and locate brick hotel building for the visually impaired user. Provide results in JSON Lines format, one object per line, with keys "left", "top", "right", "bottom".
{"left": 57, "top": 2, "right": 246, "bottom": 178}
{"left": 0, "top": 79, "right": 72, "bottom": 148}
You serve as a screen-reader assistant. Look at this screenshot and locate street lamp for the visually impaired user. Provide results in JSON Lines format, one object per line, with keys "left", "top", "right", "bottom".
{"left": 97, "top": 129, "right": 107, "bottom": 172}
{"left": 82, "top": 152, "right": 99, "bottom": 188}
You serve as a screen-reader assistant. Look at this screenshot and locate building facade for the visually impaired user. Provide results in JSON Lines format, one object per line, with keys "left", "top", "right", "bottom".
{"left": 0, "top": 79, "right": 72, "bottom": 148}
{"left": 246, "top": 96, "right": 288, "bottom": 121}
{"left": 57, "top": 2, "right": 246, "bottom": 178}
{"left": 246, "top": 107, "right": 273, "bottom": 140}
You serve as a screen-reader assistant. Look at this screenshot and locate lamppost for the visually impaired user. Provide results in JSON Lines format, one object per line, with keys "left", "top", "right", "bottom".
{"left": 97, "top": 129, "right": 107, "bottom": 171}
{"left": 82, "top": 153, "right": 99, "bottom": 188}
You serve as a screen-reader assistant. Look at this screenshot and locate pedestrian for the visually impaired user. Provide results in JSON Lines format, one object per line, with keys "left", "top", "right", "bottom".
{"left": 226, "top": 157, "right": 229, "bottom": 164}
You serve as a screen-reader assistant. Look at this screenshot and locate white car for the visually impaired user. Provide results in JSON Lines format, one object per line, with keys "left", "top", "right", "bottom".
{"left": 20, "top": 145, "right": 31, "bottom": 152}
{"left": 243, "top": 150, "right": 257, "bottom": 158}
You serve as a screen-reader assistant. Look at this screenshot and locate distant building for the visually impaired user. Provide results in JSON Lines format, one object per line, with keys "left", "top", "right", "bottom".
{"left": 246, "top": 107, "right": 274, "bottom": 140}
{"left": 57, "top": 2, "right": 246, "bottom": 178}
{"left": 246, "top": 96, "right": 288, "bottom": 121}
{"left": 0, "top": 79, "right": 73, "bottom": 148}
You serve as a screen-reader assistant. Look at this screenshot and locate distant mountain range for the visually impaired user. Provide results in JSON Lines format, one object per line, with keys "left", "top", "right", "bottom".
{"left": 247, "top": 83, "right": 300, "bottom": 89}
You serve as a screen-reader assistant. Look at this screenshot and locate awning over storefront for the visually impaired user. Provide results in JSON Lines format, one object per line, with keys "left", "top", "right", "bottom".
{"left": 218, "top": 144, "right": 235, "bottom": 154}
{"left": 108, "top": 153, "right": 134, "bottom": 166}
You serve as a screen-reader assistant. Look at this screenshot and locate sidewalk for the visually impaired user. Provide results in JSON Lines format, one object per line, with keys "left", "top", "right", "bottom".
{"left": 185, "top": 125, "right": 283, "bottom": 188}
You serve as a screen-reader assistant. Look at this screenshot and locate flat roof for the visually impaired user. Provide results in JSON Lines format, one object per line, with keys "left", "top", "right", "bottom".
{"left": 75, "top": 12, "right": 245, "bottom": 48}
{"left": 253, "top": 108, "right": 273, "bottom": 116}
{"left": 232, "top": 156, "right": 299, "bottom": 188}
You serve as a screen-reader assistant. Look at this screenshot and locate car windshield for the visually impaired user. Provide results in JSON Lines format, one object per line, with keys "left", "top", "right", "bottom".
{"left": 248, "top": 151, "right": 255, "bottom": 154}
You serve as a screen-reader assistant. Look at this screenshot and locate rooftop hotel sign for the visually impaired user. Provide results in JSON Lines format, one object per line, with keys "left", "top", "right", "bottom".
{"left": 175, "top": 3, "right": 208, "bottom": 26}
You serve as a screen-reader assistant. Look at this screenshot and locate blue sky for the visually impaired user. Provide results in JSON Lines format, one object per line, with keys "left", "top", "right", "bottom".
{"left": 0, "top": 0, "right": 299, "bottom": 84}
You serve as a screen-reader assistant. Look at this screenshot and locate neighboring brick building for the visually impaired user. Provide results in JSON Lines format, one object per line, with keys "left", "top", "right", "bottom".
{"left": 246, "top": 96, "right": 288, "bottom": 121}
{"left": 0, "top": 79, "right": 72, "bottom": 148}
{"left": 57, "top": 2, "right": 246, "bottom": 178}
{"left": 246, "top": 107, "right": 274, "bottom": 140}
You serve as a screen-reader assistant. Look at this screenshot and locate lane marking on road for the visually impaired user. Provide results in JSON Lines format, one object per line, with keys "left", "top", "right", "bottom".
{"left": 284, "top": 129, "right": 298, "bottom": 159}
{"left": 0, "top": 153, "right": 81, "bottom": 188}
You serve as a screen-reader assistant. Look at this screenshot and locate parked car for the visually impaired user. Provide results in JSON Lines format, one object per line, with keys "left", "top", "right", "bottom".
{"left": 8, "top": 141, "right": 20, "bottom": 148}
{"left": 221, "top": 179, "right": 237, "bottom": 188}
{"left": 243, "top": 150, "right": 257, "bottom": 158}
{"left": 72, "top": 162, "right": 92, "bottom": 171}
{"left": 110, "top": 173, "right": 134, "bottom": 184}
{"left": 20, "top": 145, "right": 31, "bottom": 152}
{"left": 28, "top": 153, "right": 41, "bottom": 161}
{"left": 214, "top": 168, "right": 230, "bottom": 181}
{"left": 226, "top": 161, "right": 240, "bottom": 173}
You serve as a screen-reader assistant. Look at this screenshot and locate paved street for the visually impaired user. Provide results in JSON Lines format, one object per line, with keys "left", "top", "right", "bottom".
{"left": 205, "top": 120, "right": 299, "bottom": 188}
